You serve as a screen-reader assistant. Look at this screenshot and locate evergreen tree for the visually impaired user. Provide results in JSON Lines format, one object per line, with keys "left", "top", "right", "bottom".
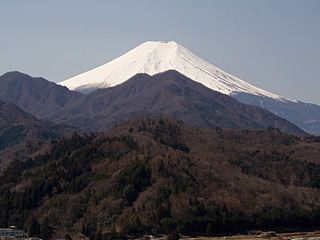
{"left": 206, "top": 223, "right": 213, "bottom": 236}
{"left": 26, "top": 217, "right": 40, "bottom": 237}
{"left": 167, "top": 231, "right": 179, "bottom": 240}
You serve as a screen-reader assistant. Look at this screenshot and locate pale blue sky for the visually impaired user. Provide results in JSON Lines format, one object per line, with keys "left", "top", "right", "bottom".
{"left": 1, "top": 0, "right": 319, "bottom": 105}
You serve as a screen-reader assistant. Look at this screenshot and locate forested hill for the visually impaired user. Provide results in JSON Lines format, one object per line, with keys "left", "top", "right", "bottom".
{"left": 1, "top": 117, "right": 320, "bottom": 239}
{"left": 0, "top": 99, "right": 76, "bottom": 168}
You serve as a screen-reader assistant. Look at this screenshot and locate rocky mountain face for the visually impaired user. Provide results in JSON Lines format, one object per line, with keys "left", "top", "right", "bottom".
{"left": 48, "top": 70, "right": 306, "bottom": 135}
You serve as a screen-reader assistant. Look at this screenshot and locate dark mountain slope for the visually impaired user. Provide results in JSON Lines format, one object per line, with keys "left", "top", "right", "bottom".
{"left": 47, "top": 70, "right": 306, "bottom": 135}
{"left": 58, "top": 40, "right": 320, "bottom": 136}
{"left": 0, "top": 100, "right": 76, "bottom": 168}
{"left": 1, "top": 117, "right": 320, "bottom": 238}
{"left": 0, "top": 71, "right": 83, "bottom": 118}
{"left": 233, "top": 92, "right": 320, "bottom": 135}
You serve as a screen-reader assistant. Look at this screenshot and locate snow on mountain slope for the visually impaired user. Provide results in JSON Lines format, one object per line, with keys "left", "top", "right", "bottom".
{"left": 59, "top": 41, "right": 295, "bottom": 102}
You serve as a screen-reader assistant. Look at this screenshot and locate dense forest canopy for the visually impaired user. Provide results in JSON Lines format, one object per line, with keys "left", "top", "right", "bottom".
{"left": 1, "top": 117, "right": 320, "bottom": 239}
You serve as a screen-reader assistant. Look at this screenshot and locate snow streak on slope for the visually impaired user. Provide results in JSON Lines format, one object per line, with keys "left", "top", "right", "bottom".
{"left": 59, "top": 41, "right": 295, "bottom": 102}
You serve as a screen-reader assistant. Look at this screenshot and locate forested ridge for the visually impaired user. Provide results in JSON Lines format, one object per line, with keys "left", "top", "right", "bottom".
{"left": 1, "top": 117, "right": 320, "bottom": 239}
{"left": 0, "top": 99, "right": 77, "bottom": 168}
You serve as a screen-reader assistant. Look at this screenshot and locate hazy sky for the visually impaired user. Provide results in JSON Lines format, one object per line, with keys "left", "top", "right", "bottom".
{"left": 1, "top": 0, "right": 320, "bottom": 105}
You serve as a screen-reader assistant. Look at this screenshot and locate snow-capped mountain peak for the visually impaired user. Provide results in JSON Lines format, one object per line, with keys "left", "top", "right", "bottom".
{"left": 59, "top": 41, "right": 294, "bottom": 102}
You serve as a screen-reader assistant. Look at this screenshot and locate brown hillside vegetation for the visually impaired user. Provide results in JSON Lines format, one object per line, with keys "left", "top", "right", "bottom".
{"left": 1, "top": 117, "right": 320, "bottom": 239}
{"left": 0, "top": 100, "right": 76, "bottom": 169}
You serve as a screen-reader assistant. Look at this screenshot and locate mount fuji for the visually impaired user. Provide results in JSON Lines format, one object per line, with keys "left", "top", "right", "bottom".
{"left": 59, "top": 41, "right": 320, "bottom": 135}
{"left": 59, "top": 41, "right": 288, "bottom": 101}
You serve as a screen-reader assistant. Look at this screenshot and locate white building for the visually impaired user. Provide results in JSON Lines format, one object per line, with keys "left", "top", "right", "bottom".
{"left": 0, "top": 226, "right": 24, "bottom": 237}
